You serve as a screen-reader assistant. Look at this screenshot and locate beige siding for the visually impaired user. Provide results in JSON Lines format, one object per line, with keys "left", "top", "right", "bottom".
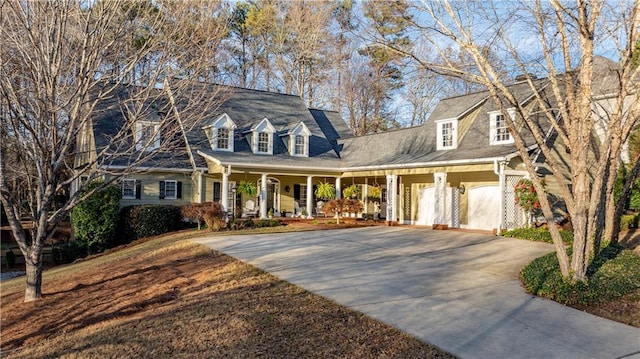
{"left": 114, "top": 172, "right": 194, "bottom": 207}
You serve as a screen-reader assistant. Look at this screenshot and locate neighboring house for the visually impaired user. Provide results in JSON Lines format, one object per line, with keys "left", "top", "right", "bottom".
{"left": 75, "top": 57, "right": 630, "bottom": 232}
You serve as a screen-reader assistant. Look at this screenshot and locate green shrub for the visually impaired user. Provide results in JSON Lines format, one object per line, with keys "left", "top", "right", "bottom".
{"left": 503, "top": 227, "right": 573, "bottom": 244}
{"left": 119, "top": 205, "right": 183, "bottom": 240}
{"left": 71, "top": 183, "right": 121, "bottom": 254}
{"left": 4, "top": 250, "right": 16, "bottom": 268}
{"left": 620, "top": 213, "right": 639, "bottom": 231}
{"left": 254, "top": 219, "right": 281, "bottom": 228}
{"left": 362, "top": 213, "right": 375, "bottom": 221}
{"left": 520, "top": 244, "right": 640, "bottom": 306}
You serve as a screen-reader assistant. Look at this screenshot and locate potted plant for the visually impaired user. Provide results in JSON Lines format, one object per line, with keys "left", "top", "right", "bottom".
{"left": 314, "top": 182, "right": 335, "bottom": 201}
{"left": 367, "top": 186, "right": 382, "bottom": 220}
{"left": 268, "top": 208, "right": 274, "bottom": 218}
{"left": 301, "top": 207, "right": 307, "bottom": 217}
{"left": 367, "top": 186, "right": 382, "bottom": 202}
{"left": 342, "top": 184, "right": 360, "bottom": 199}
{"left": 236, "top": 181, "right": 257, "bottom": 197}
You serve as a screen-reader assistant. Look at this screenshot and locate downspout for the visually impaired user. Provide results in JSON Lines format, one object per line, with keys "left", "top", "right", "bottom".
{"left": 494, "top": 159, "right": 506, "bottom": 234}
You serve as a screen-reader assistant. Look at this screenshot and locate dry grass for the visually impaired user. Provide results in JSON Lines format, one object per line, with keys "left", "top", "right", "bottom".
{"left": 1, "top": 229, "right": 453, "bottom": 359}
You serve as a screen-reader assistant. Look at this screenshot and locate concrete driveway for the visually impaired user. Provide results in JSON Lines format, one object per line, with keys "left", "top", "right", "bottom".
{"left": 194, "top": 226, "right": 640, "bottom": 359}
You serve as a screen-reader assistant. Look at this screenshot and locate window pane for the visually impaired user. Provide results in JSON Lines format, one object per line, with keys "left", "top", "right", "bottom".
{"left": 300, "top": 184, "right": 307, "bottom": 209}
{"left": 258, "top": 132, "right": 269, "bottom": 152}
{"left": 495, "top": 114, "right": 510, "bottom": 141}
{"left": 217, "top": 128, "right": 229, "bottom": 149}
{"left": 136, "top": 122, "right": 159, "bottom": 151}
{"left": 441, "top": 122, "right": 453, "bottom": 147}
{"left": 165, "top": 181, "right": 177, "bottom": 199}
{"left": 294, "top": 135, "right": 305, "bottom": 155}
{"left": 122, "top": 179, "right": 136, "bottom": 198}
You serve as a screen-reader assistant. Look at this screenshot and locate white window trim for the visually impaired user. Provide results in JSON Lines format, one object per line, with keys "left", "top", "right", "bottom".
{"left": 122, "top": 179, "right": 137, "bottom": 199}
{"left": 135, "top": 121, "right": 161, "bottom": 151}
{"left": 436, "top": 119, "right": 458, "bottom": 150}
{"left": 214, "top": 127, "right": 234, "bottom": 152}
{"left": 489, "top": 109, "right": 515, "bottom": 145}
{"left": 256, "top": 131, "right": 272, "bottom": 154}
{"left": 292, "top": 134, "right": 307, "bottom": 156}
{"left": 203, "top": 113, "right": 237, "bottom": 152}
{"left": 287, "top": 121, "right": 310, "bottom": 157}
{"left": 163, "top": 180, "right": 178, "bottom": 200}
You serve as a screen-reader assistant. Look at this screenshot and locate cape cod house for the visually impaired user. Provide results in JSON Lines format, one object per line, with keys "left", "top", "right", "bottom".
{"left": 75, "top": 57, "right": 628, "bottom": 232}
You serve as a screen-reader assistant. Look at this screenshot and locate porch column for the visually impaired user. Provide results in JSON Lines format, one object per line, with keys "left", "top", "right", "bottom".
{"left": 335, "top": 177, "right": 342, "bottom": 199}
{"left": 306, "top": 176, "right": 313, "bottom": 218}
{"left": 260, "top": 173, "right": 268, "bottom": 219}
{"left": 363, "top": 178, "right": 369, "bottom": 214}
{"left": 221, "top": 165, "right": 230, "bottom": 213}
{"left": 433, "top": 172, "right": 447, "bottom": 227}
{"left": 198, "top": 171, "right": 205, "bottom": 203}
{"left": 386, "top": 174, "right": 397, "bottom": 223}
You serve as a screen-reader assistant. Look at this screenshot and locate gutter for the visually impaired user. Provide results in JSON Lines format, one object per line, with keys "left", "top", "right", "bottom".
{"left": 100, "top": 165, "right": 208, "bottom": 173}
{"left": 341, "top": 156, "right": 510, "bottom": 172}
{"left": 197, "top": 150, "right": 342, "bottom": 174}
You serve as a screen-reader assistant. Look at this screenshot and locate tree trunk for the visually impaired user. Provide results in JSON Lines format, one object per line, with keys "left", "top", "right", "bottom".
{"left": 24, "top": 252, "right": 44, "bottom": 302}
{"left": 570, "top": 170, "right": 591, "bottom": 282}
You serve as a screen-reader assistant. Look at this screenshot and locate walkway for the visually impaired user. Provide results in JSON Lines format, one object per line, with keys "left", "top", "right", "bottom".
{"left": 193, "top": 227, "right": 640, "bottom": 359}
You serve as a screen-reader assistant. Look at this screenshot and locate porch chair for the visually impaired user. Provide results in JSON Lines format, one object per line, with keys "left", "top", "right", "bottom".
{"left": 243, "top": 199, "right": 257, "bottom": 218}
{"left": 316, "top": 201, "right": 326, "bottom": 218}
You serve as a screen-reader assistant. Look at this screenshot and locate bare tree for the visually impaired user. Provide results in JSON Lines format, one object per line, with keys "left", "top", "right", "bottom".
{"left": 0, "top": 0, "right": 227, "bottom": 302}
{"left": 385, "top": 1, "right": 640, "bottom": 282}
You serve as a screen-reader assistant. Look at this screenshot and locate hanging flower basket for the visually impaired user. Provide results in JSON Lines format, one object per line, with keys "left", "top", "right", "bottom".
{"left": 342, "top": 184, "right": 360, "bottom": 199}
{"left": 314, "top": 182, "right": 335, "bottom": 201}
{"left": 367, "top": 186, "right": 382, "bottom": 203}
{"left": 236, "top": 181, "right": 257, "bottom": 197}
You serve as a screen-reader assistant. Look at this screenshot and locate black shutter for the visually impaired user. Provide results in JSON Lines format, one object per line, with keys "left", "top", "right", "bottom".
{"left": 213, "top": 182, "right": 221, "bottom": 202}
{"left": 294, "top": 184, "right": 300, "bottom": 201}
{"left": 177, "top": 181, "right": 182, "bottom": 199}
{"left": 135, "top": 180, "right": 142, "bottom": 200}
{"left": 159, "top": 181, "right": 165, "bottom": 200}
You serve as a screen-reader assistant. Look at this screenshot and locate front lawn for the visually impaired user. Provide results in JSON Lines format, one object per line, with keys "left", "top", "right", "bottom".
{"left": 1, "top": 228, "right": 452, "bottom": 358}
{"left": 513, "top": 228, "right": 640, "bottom": 328}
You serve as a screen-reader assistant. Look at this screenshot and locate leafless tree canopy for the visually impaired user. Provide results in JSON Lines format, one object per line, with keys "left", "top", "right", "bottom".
{"left": 381, "top": 0, "right": 640, "bottom": 282}
{"left": 0, "top": 0, "right": 228, "bottom": 301}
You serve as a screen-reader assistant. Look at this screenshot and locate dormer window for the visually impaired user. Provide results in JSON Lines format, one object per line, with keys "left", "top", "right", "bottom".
{"left": 257, "top": 132, "right": 270, "bottom": 153}
{"left": 294, "top": 135, "right": 305, "bottom": 155}
{"left": 436, "top": 119, "right": 457, "bottom": 150}
{"left": 285, "top": 121, "right": 310, "bottom": 157}
{"left": 489, "top": 110, "right": 515, "bottom": 145}
{"left": 135, "top": 121, "right": 160, "bottom": 151}
{"left": 217, "top": 128, "right": 230, "bottom": 150}
{"left": 246, "top": 118, "right": 275, "bottom": 155}
{"left": 204, "top": 113, "right": 236, "bottom": 152}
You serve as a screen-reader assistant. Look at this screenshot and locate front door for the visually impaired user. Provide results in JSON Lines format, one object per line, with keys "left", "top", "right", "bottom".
{"left": 259, "top": 178, "right": 280, "bottom": 214}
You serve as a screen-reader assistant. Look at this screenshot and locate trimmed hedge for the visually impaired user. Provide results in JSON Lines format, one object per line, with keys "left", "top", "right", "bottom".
{"left": 520, "top": 244, "right": 640, "bottom": 306}
{"left": 71, "top": 183, "right": 121, "bottom": 254}
{"left": 119, "top": 205, "right": 183, "bottom": 241}
{"left": 503, "top": 227, "right": 573, "bottom": 244}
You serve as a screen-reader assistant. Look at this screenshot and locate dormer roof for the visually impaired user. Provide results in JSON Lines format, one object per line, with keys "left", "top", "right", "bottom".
{"left": 204, "top": 113, "right": 237, "bottom": 129}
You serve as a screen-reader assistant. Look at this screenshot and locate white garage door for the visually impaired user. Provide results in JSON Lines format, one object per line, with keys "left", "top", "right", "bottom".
{"left": 467, "top": 185, "right": 500, "bottom": 230}
{"left": 416, "top": 187, "right": 435, "bottom": 225}
{"left": 417, "top": 187, "right": 454, "bottom": 226}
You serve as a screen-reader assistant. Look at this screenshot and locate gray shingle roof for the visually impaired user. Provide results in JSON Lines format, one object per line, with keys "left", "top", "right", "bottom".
{"left": 191, "top": 86, "right": 343, "bottom": 169}
{"left": 339, "top": 80, "right": 552, "bottom": 168}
